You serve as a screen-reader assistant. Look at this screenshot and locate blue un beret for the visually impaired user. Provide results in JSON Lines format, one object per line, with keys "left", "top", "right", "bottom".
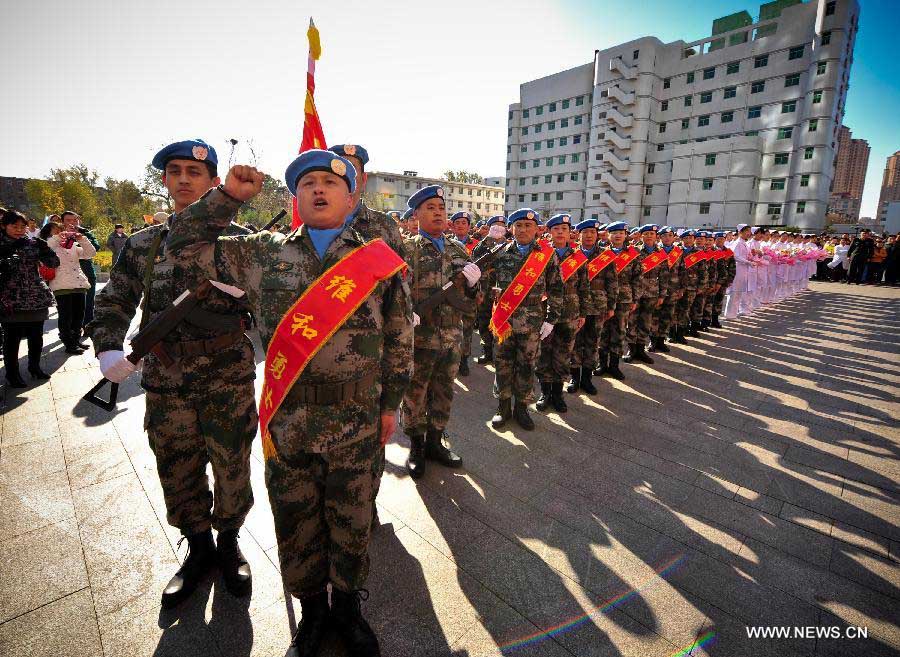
{"left": 697, "top": 230, "right": 711, "bottom": 238}
{"left": 386, "top": 210, "right": 401, "bottom": 221}
{"left": 507, "top": 208, "right": 541, "bottom": 226}
{"left": 475, "top": 219, "right": 486, "bottom": 228}
{"left": 487, "top": 215, "right": 506, "bottom": 227}
{"left": 657, "top": 225, "right": 674, "bottom": 236}
{"left": 152, "top": 138, "right": 218, "bottom": 171}
{"left": 639, "top": 224, "right": 659, "bottom": 234}
{"left": 546, "top": 213, "right": 572, "bottom": 229}
{"left": 285, "top": 149, "right": 357, "bottom": 196}
{"left": 451, "top": 211, "right": 472, "bottom": 223}
{"left": 678, "top": 229, "right": 696, "bottom": 238}
{"left": 606, "top": 221, "right": 628, "bottom": 232}
{"left": 713, "top": 231, "right": 726, "bottom": 238}
{"left": 629, "top": 227, "right": 640, "bottom": 235}
{"left": 402, "top": 208, "right": 413, "bottom": 220}
{"left": 408, "top": 185, "right": 445, "bottom": 211}
{"left": 575, "top": 219, "right": 600, "bottom": 231}
{"left": 328, "top": 144, "right": 369, "bottom": 166}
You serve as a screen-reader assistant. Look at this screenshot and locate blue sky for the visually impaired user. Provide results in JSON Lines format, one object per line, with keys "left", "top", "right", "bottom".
{"left": 2, "top": 0, "right": 896, "bottom": 217}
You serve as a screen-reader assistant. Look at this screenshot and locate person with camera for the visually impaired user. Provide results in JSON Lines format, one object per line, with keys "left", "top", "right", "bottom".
{"left": 1, "top": 208, "right": 60, "bottom": 387}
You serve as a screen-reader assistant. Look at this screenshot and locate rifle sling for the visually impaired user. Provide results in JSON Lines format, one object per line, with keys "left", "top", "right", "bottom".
{"left": 139, "top": 229, "right": 167, "bottom": 331}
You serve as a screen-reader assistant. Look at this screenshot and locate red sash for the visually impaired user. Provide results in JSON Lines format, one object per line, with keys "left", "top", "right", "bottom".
{"left": 559, "top": 250, "right": 588, "bottom": 283}
{"left": 489, "top": 242, "right": 554, "bottom": 343}
{"left": 666, "top": 246, "right": 683, "bottom": 268}
{"left": 613, "top": 246, "right": 640, "bottom": 273}
{"left": 641, "top": 249, "right": 668, "bottom": 273}
{"left": 587, "top": 250, "right": 617, "bottom": 280}
{"left": 683, "top": 250, "right": 704, "bottom": 269}
{"left": 717, "top": 248, "right": 734, "bottom": 260}
{"left": 464, "top": 239, "right": 476, "bottom": 255}
{"left": 259, "top": 239, "right": 406, "bottom": 461}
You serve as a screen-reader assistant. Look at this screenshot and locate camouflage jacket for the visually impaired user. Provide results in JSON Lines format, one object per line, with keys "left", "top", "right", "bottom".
{"left": 678, "top": 246, "right": 704, "bottom": 291}
{"left": 404, "top": 234, "right": 475, "bottom": 350}
{"left": 483, "top": 239, "right": 563, "bottom": 333}
{"left": 353, "top": 202, "right": 406, "bottom": 258}
{"left": 609, "top": 246, "right": 642, "bottom": 305}
{"left": 165, "top": 188, "right": 414, "bottom": 437}
{"left": 661, "top": 245, "right": 683, "bottom": 295}
{"left": 472, "top": 236, "right": 505, "bottom": 260}
{"left": 581, "top": 246, "right": 618, "bottom": 316}
{"left": 553, "top": 245, "right": 590, "bottom": 323}
{"left": 85, "top": 217, "right": 256, "bottom": 394}
{"left": 635, "top": 244, "right": 669, "bottom": 300}
{"left": 716, "top": 247, "right": 736, "bottom": 288}
{"left": 703, "top": 253, "right": 718, "bottom": 288}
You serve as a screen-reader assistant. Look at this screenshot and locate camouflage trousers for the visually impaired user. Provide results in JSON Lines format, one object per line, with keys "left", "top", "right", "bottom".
{"left": 145, "top": 380, "right": 257, "bottom": 535}
{"left": 599, "top": 303, "right": 629, "bottom": 358}
{"left": 476, "top": 298, "right": 494, "bottom": 355}
{"left": 626, "top": 297, "right": 658, "bottom": 346}
{"left": 571, "top": 314, "right": 605, "bottom": 369}
{"left": 676, "top": 290, "right": 697, "bottom": 328}
{"left": 652, "top": 294, "right": 680, "bottom": 338}
{"left": 460, "top": 313, "right": 476, "bottom": 358}
{"left": 402, "top": 345, "right": 460, "bottom": 435}
{"left": 691, "top": 292, "right": 708, "bottom": 323}
{"left": 536, "top": 320, "right": 578, "bottom": 383}
{"left": 495, "top": 329, "right": 541, "bottom": 402}
{"left": 266, "top": 429, "right": 379, "bottom": 596}
{"left": 711, "top": 290, "right": 727, "bottom": 317}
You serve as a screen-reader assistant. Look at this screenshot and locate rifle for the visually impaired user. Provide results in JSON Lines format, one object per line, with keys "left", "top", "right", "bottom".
{"left": 260, "top": 209, "right": 288, "bottom": 232}
{"left": 414, "top": 242, "right": 504, "bottom": 316}
{"left": 82, "top": 280, "right": 239, "bottom": 411}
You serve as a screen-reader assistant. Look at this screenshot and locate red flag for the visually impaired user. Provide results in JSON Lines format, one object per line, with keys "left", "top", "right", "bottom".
{"left": 291, "top": 18, "right": 327, "bottom": 229}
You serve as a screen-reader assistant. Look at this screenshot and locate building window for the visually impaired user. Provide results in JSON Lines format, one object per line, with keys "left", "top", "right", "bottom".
{"left": 813, "top": 89, "right": 823, "bottom": 103}
{"left": 804, "top": 146, "right": 814, "bottom": 159}
{"left": 721, "top": 111, "right": 734, "bottom": 123}
{"left": 767, "top": 203, "right": 782, "bottom": 215}
{"left": 531, "top": 176, "right": 538, "bottom": 184}
{"left": 572, "top": 153, "right": 580, "bottom": 162}
{"left": 548, "top": 120, "right": 556, "bottom": 130}
{"left": 545, "top": 157, "right": 553, "bottom": 166}
{"left": 542, "top": 192, "right": 550, "bottom": 201}
{"left": 771, "top": 178, "right": 786, "bottom": 190}
{"left": 751, "top": 80, "right": 765, "bottom": 93}
{"left": 518, "top": 162, "right": 526, "bottom": 170}
{"left": 573, "top": 135, "right": 582, "bottom": 144}
{"left": 825, "top": 1, "right": 835, "bottom": 16}
{"left": 748, "top": 105, "right": 762, "bottom": 119}
{"left": 754, "top": 54, "right": 769, "bottom": 68}
{"left": 522, "top": 127, "right": 528, "bottom": 135}
{"left": 531, "top": 194, "right": 538, "bottom": 201}
{"left": 535, "top": 141, "right": 541, "bottom": 151}
{"left": 508, "top": 128, "right": 512, "bottom": 136}
{"left": 575, "top": 96, "right": 584, "bottom": 106}
{"left": 699, "top": 203, "right": 711, "bottom": 214}
{"left": 562, "top": 99, "right": 570, "bottom": 109}
{"left": 561, "top": 118, "right": 569, "bottom": 127}
{"left": 560, "top": 136, "right": 568, "bottom": 146}
{"left": 800, "top": 174, "right": 810, "bottom": 187}
{"left": 507, "top": 145, "right": 511, "bottom": 153}
{"left": 518, "top": 194, "right": 524, "bottom": 202}
{"left": 523, "top": 109, "right": 530, "bottom": 118}
{"left": 663, "top": 77, "right": 671, "bottom": 89}
{"left": 657, "top": 144, "right": 665, "bottom": 151}
{"left": 788, "top": 45, "right": 805, "bottom": 61}
{"left": 592, "top": 193, "right": 601, "bottom": 200}
{"left": 558, "top": 156, "right": 566, "bottom": 164}
{"left": 570, "top": 173, "right": 578, "bottom": 181}
{"left": 684, "top": 95, "right": 693, "bottom": 107}
{"left": 686, "top": 71, "right": 695, "bottom": 83}
{"left": 645, "top": 185, "right": 652, "bottom": 195}
{"left": 774, "top": 152, "right": 789, "bottom": 165}
{"left": 705, "top": 154, "right": 716, "bottom": 166}
{"left": 508, "top": 110, "right": 513, "bottom": 120}
{"left": 700, "top": 91, "right": 713, "bottom": 103}
{"left": 661, "top": 100, "right": 669, "bottom": 111}
{"left": 785, "top": 73, "right": 801, "bottom": 87}
{"left": 536, "top": 106, "right": 544, "bottom": 115}
{"left": 535, "top": 124, "right": 542, "bottom": 133}
{"left": 549, "top": 102, "right": 557, "bottom": 112}
{"left": 724, "top": 86, "right": 736, "bottom": 99}
{"left": 782, "top": 100, "right": 797, "bottom": 113}
{"left": 648, "top": 163, "right": 656, "bottom": 173}
{"left": 681, "top": 118, "right": 690, "bottom": 129}
{"left": 642, "top": 206, "right": 650, "bottom": 217}
{"left": 777, "top": 126, "right": 793, "bottom": 139}
{"left": 698, "top": 115, "right": 710, "bottom": 127}
{"left": 574, "top": 116, "right": 583, "bottom": 125}
{"left": 821, "top": 31, "right": 832, "bottom": 45}
{"left": 702, "top": 179, "right": 713, "bottom": 190}
{"left": 817, "top": 61, "right": 827, "bottom": 75}
{"left": 633, "top": 49, "right": 640, "bottom": 59}
{"left": 808, "top": 119, "right": 819, "bottom": 132}
{"left": 727, "top": 61, "right": 740, "bottom": 74}
{"left": 520, "top": 145, "right": 527, "bottom": 153}
{"left": 532, "top": 159, "right": 540, "bottom": 167}
{"left": 796, "top": 201, "right": 806, "bottom": 213}
{"left": 703, "top": 67, "right": 715, "bottom": 80}
{"left": 547, "top": 139, "right": 554, "bottom": 148}
{"left": 556, "top": 191, "right": 564, "bottom": 201}
{"left": 659, "top": 122, "right": 667, "bottom": 133}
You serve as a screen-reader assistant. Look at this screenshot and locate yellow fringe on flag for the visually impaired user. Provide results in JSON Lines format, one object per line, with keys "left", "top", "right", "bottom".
{"left": 489, "top": 318, "right": 512, "bottom": 344}
{"left": 308, "top": 19, "right": 322, "bottom": 60}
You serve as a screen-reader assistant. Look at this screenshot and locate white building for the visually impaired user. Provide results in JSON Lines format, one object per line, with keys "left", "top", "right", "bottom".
{"left": 505, "top": 0, "right": 859, "bottom": 230}
{"left": 364, "top": 170, "right": 505, "bottom": 218}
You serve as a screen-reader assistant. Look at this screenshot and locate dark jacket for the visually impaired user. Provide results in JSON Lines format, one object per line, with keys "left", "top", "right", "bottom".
{"left": 77, "top": 227, "right": 100, "bottom": 285}
{"left": 0, "top": 233, "right": 60, "bottom": 322}
{"left": 847, "top": 236, "right": 874, "bottom": 262}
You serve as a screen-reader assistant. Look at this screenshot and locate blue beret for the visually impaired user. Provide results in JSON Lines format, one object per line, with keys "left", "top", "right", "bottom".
{"left": 638, "top": 224, "right": 659, "bottom": 234}
{"left": 402, "top": 208, "right": 413, "bottom": 220}
{"left": 408, "top": 185, "right": 445, "bottom": 210}
{"left": 451, "top": 211, "right": 472, "bottom": 223}
{"left": 697, "top": 230, "right": 711, "bottom": 238}
{"left": 328, "top": 144, "right": 369, "bottom": 166}
{"left": 657, "top": 226, "right": 674, "bottom": 236}
{"left": 487, "top": 215, "right": 506, "bottom": 227}
{"left": 507, "top": 208, "right": 541, "bottom": 226}
{"left": 575, "top": 219, "right": 600, "bottom": 231}
{"left": 606, "top": 221, "right": 628, "bottom": 232}
{"left": 152, "top": 138, "right": 218, "bottom": 171}
{"left": 475, "top": 220, "right": 486, "bottom": 228}
{"left": 285, "top": 149, "right": 357, "bottom": 195}
{"left": 546, "top": 213, "right": 572, "bottom": 229}
{"left": 386, "top": 210, "right": 401, "bottom": 220}
{"left": 598, "top": 223, "right": 608, "bottom": 231}
{"left": 677, "top": 229, "right": 696, "bottom": 238}
{"left": 713, "top": 231, "right": 726, "bottom": 238}
{"left": 629, "top": 227, "right": 640, "bottom": 235}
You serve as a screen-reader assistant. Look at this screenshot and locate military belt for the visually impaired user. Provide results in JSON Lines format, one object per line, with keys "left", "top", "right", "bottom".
{"left": 294, "top": 372, "right": 377, "bottom": 406}
{"left": 168, "top": 331, "right": 245, "bottom": 358}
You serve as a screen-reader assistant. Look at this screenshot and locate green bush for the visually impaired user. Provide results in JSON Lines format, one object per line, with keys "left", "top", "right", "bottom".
{"left": 95, "top": 250, "right": 114, "bottom": 272}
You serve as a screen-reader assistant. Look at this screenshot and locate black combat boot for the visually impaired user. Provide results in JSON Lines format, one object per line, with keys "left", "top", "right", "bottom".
{"left": 513, "top": 400, "right": 535, "bottom": 431}
{"left": 633, "top": 344, "right": 654, "bottom": 365}
{"left": 286, "top": 590, "right": 330, "bottom": 657}
{"left": 564, "top": 368, "right": 580, "bottom": 393}
{"left": 648, "top": 336, "right": 660, "bottom": 353}
{"left": 623, "top": 344, "right": 637, "bottom": 363}
{"left": 687, "top": 322, "right": 700, "bottom": 338}
{"left": 550, "top": 382, "right": 568, "bottom": 412}
{"left": 491, "top": 399, "right": 512, "bottom": 428}
{"left": 475, "top": 344, "right": 493, "bottom": 364}
{"left": 711, "top": 314, "right": 723, "bottom": 329}
{"left": 161, "top": 529, "right": 217, "bottom": 609}
{"left": 425, "top": 429, "right": 463, "bottom": 468}
{"left": 673, "top": 327, "right": 688, "bottom": 344}
{"left": 593, "top": 353, "right": 608, "bottom": 377}
{"left": 536, "top": 381, "right": 552, "bottom": 411}
{"left": 579, "top": 369, "right": 597, "bottom": 395}
{"left": 331, "top": 589, "right": 380, "bottom": 657}
{"left": 458, "top": 355, "right": 470, "bottom": 377}
{"left": 699, "top": 319, "right": 710, "bottom": 332}
{"left": 217, "top": 529, "right": 252, "bottom": 597}
{"left": 406, "top": 434, "right": 426, "bottom": 479}
{"left": 605, "top": 355, "right": 625, "bottom": 380}
{"left": 655, "top": 336, "right": 670, "bottom": 353}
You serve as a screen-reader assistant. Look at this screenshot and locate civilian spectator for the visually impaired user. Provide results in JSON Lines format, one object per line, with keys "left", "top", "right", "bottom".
{"left": 828, "top": 237, "right": 851, "bottom": 282}
{"left": 106, "top": 223, "right": 129, "bottom": 264}
{"left": 865, "top": 238, "right": 888, "bottom": 284}
{"left": 846, "top": 229, "right": 874, "bottom": 284}
{"left": 41, "top": 220, "right": 96, "bottom": 354}
{"left": 885, "top": 235, "right": 900, "bottom": 286}
{"left": 60, "top": 211, "right": 100, "bottom": 325}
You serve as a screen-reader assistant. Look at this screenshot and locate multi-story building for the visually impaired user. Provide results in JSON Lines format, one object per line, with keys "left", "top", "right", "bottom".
{"left": 364, "top": 170, "right": 505, "bottom": 218}
{"left": 828, "top": 125, "right": 869, "bottom": 221}
{"left": 505, "top": 0, "right": 859, "bottom": 230}
{"left": 876, "top": 151, "right": 900, "bottom": 222}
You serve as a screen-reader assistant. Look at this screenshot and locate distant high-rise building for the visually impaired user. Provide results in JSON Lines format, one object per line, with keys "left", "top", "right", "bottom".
{"left": 828, "top": 125, "right": 869, "bottom": 221}
{"left": 876, "top": 151, "right": 900, "bottom": 222}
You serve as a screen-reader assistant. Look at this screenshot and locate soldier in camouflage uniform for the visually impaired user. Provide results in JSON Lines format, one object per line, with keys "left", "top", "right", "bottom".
{"left": 625, "top": 224, "right": 668, "bottom": 365}
{"left": 472, "top": 215, "right": 507, "bottom": 365}
{"left": 536, "top": 214, "right": 588, "bottom": 412}
{"left": 85, "top": 139, "right": 256, "bottom": 610}
{"left": 165, "top": 153, "right": 413, "bottom": 657}
{"left": 484, "top": 209, "right": 563, "bottom": 430}
{"left": 567, "top": 219, "right": 617, "bottom": 395}
{"left": 598, "top": 222, "right": 641, "bottom": 380}
{"left": 650, "top": 226, "right": 683, "bottom": 353}
{"left": 693, "top": 231, "right": 716, "bottom": 332}
{"left": 710, "top": 231, "right": 736, "bottom": 327}
{"left": 448, "top": 210, "right": 479, "bottom": 375}
{"left": 674, "top": 229, "right": 702, "bottom": 343}
{"left": 402, "top": 189, "right": 478, "bottom": 479}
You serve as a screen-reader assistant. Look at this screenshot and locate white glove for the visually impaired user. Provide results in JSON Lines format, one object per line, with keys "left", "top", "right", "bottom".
{"left": 98, "top": 350, "right": 140, "bottom": 383}
{"left": 488, "top": 225, "right": 506, "bottom": 239}
{"left": 412, "top": 313, "right": 420, "bottom": 327}
{"left": 461, "top": 263, "right": 481, "bottom": 288}
{"left": 539, "top": 322, "right": 554, "bottom": 340}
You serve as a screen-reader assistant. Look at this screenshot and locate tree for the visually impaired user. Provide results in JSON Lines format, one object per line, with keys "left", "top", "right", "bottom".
{"left": 441, "top": 170, "right": 484, "bottom": 185}
{"left": 25, "top": 164, "right": 99, "bottom": 222}
{"left": 236, "top": 174, "right": 290, "bottom": 227}
{"left": 139, "top": 162, "right": 172, "bottom": 210}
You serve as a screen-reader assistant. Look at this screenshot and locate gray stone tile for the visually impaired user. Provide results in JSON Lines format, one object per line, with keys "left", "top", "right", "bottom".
{"left": 63, "top": 431, "right": 134, "bottom": 491}
{"left": 0, "top": 409, "right": 60, "bottom": 446}
{"left": 99, "top": 597, "right": 222, "bottom": 657}
{"left": 734, "top": 486, "right": 784, "bottom": 516}
{"left": 831, "top": 520, "right": 892, "bottom": 559}
{"left": 0, "top": 435, "right": 65, "bottom": 482}
{"left": 0, "top": 469, "right": 75, "bottom": 541}
{"left": 828, "top": 541, "right": 900, "bottom": 600}
{"left": 0, "top": 589, "right": 101, "bottom": 657}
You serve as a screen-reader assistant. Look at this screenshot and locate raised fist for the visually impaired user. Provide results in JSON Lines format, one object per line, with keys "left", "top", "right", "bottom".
{"left": 224, "top": 165, "right": 264, "bottom": 202}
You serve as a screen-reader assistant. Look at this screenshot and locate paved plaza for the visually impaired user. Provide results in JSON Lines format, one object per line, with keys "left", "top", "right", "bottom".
{"left": 1, "top": 282, "right": 898, "bottom": 657}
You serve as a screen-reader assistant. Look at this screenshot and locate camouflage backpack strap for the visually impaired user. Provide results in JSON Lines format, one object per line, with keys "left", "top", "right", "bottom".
{"left": 139, "top": 228, "right": 167, "bottom": 331}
